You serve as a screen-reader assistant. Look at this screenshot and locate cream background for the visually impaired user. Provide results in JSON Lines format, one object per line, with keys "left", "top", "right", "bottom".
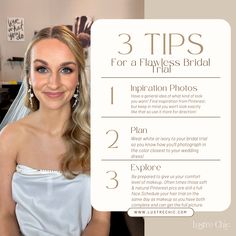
{"left": 144, "top": 0, "right": 235, "bottom": 235}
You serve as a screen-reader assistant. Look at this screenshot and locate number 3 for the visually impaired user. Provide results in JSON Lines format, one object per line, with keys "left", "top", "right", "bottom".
{"left": 118, "top": 33, "right": 132, "bottom": 55}
{"left": 106, "top": 170, "right": 119, "bottom": 189}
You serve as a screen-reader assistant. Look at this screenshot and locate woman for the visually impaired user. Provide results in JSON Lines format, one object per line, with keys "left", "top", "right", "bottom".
{"left": 0, "top": 26, "right": 110, "bottom": 236}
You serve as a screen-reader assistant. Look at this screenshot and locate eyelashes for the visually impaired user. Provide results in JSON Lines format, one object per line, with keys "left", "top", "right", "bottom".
{"left": 60, "top": 67, "right": 74, "bottom": 74}
{"left": 35, "top": 66, "right": 48, "bottom": 74}
{"left": 34, "top": 66, "right": 74, "bottom": 74}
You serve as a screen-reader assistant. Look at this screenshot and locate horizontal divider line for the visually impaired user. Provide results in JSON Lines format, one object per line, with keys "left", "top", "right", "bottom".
{"left": 100, "top": 159, "right": 221, "bottom": 162}
{"left": 101, "top": 116, "right": 221, "bottom": 119}
{"left": 101, "top": 76, "right": 221, "bottom": 79}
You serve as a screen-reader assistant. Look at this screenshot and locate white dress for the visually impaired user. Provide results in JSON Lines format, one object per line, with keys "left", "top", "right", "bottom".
{"left": 12, "top": 164, "right": 91, "bottom": 236}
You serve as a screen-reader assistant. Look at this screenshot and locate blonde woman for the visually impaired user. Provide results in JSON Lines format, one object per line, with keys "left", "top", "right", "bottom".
{"left": 0, "top": 26, "right": 110, "bottom": 236}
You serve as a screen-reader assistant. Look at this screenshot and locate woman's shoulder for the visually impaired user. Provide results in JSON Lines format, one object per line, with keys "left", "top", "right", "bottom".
{"left": 0, "top": 121, "right": 24, "bottom": 161}
{"left": 0, "top": 114, "right": 34, "bottom": 142}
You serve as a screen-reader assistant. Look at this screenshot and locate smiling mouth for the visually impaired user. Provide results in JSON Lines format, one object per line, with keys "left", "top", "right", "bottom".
{"left": 44, "top": 92, "right": 64, "bottom": 98}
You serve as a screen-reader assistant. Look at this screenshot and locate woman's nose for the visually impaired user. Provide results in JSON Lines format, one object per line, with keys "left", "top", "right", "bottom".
{"left": 48, "top": 71, "right": 60, "bottom": 89}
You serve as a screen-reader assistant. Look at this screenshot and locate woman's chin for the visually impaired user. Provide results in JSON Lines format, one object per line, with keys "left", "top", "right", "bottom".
{"left": 39, "top": 101, "right": 71, "bottom": 111}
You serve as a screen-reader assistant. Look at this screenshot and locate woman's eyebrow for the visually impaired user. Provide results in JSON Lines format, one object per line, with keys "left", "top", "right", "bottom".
{"left": 33, "top": 59, "right": 48, "bottom": 65}
{"left": 33, "top": 59, "right": 76, "bottom": 67}
{"left": 60, "top": 61, "right": 77, "bottom": 67}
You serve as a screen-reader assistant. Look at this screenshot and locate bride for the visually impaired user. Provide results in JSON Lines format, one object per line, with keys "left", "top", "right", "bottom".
{"left": 0, "top": 25, "right": 110, "bottom": 236}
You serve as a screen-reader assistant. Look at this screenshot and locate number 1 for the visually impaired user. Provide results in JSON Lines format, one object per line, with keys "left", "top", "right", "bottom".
{"left": 111, "top": 86, "right": 114, "bottom": 105}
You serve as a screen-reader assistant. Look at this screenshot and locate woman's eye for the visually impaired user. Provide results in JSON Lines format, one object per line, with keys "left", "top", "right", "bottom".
{"left": 35, "top": 66, "right": 48, "bottom": 73}
{"left": 61, "top": 67, "right": 73, "bottom": 74}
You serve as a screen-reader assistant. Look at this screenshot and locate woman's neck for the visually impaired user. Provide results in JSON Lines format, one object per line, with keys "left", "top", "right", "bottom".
{"left": 34, "top": 105, "right": 71, "bottom": 136}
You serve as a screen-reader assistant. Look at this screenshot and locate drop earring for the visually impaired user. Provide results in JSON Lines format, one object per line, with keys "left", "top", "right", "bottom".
{"left": 28, "top": 83, "right": 34, "bottom": 108}
{"left": 72, "top": 84, "right": 80, "bottom": 108}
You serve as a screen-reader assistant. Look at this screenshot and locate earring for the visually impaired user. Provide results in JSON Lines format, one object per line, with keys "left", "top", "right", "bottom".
{"left": 28, "top": 83, "right": 34, "bottom": 108}
{"left": 72, "top": 84, "right": 80, "bottom": 108}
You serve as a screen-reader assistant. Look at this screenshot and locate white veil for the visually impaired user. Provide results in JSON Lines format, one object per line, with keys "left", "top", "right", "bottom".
{"left": 0, "top": 80, "right": 30, "bottom": 130}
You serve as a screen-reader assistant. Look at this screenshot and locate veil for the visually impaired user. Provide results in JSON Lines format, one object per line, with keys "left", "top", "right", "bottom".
{"left": 0, "top": 80, "right": 30, "bottom": 130}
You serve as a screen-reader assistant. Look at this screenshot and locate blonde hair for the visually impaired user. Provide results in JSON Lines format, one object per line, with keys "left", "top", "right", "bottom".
{"left": 23, "top": 26, "right": 90, "bottom": 178}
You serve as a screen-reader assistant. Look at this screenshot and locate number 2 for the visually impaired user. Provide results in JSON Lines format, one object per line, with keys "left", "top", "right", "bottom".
{"left": 106, "top": 129, "right": 119, "bottom": 148}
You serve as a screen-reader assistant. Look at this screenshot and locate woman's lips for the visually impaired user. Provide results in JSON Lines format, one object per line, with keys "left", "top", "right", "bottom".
{"left": 44, "top": 92, "right": 64, "bottom": 98}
